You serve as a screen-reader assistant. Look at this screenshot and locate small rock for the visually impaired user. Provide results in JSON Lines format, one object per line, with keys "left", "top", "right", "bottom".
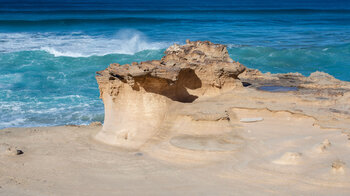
{"left": 1, "top": 144, "right": 24, "bottom": 156}
{"left": 16, "top": 150, "right": 24, "bottom": 155}
{"left": 134, "top": 152, "right": 143, "bottom": 156}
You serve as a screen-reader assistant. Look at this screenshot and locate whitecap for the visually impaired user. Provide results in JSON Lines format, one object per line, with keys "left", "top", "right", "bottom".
{"left": 50, "top": 95, "right": 82, "bottom": 100}
{"left": 46, "top": 76, "right": 55, "bottom": 80}
{"left": 227, "top": 44, "right": 243, "bottom": 48}
{"left": 0, "top": 29, "right": 168, "bottom": 57}
{"left": 0, "top": 118, "right": 26, "bottom": 127}
{"left": 41, "top": 47, "right": 86, "bottom": 57}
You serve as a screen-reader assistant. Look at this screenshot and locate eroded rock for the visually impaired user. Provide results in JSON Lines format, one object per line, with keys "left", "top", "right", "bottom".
{"left": 95, "top": 40, "right": 246, "bottom": 149}
{"left": 240, "top": 68, "right": 350, "bottom": 92}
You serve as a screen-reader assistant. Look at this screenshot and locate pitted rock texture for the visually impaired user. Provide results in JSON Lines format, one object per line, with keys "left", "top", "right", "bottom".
{"left": 96, "top": 40, "right": 246, "bottom": 102}
{"left": 95, "top": 40, "right": 246, "bottom": 148}
{"left": 240, "top": 69, "right": 350, "bottom": 90}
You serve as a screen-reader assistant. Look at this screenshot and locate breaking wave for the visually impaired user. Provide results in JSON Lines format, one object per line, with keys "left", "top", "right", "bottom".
{"left": 0, "top": 29, "right": 168, "bottom": 57}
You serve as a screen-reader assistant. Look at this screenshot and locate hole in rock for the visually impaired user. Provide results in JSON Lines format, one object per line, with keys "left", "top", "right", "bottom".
{"left": 134, "top": 68, "right": 202, "bottom": 103}
{"left": 242, "top": 82, "right": 252, "bottom": 87}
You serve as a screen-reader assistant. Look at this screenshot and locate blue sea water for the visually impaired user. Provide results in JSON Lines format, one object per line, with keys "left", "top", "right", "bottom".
{"left": 0, "top": 0, "right": 349, "bottom": 128}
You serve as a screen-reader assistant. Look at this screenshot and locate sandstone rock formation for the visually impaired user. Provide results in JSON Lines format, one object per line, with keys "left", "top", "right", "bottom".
{"left": 95, "top": 40, "right": 246, "bottom": 148}
{"left": 240, "top": 69, "right": 350, "bottom": 90}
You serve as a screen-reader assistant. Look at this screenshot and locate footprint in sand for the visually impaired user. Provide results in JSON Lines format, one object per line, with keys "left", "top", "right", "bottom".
{"left": 316, "top": 139, "right": 331, "bottom": 153}
{"left": 332, "top": 159, "right": 346, "bottom": 174}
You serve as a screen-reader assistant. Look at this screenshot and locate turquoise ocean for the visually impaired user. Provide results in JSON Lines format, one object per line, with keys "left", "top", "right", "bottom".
{"left": 0, "top": 0, "right": 349, "bottom": 128}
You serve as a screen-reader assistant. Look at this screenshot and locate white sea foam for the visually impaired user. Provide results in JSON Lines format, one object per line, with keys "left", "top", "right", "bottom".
{"left": 227, "top": 44, "right": 243, "bottom": 48}
{"left": 0, "top": 29, "right": 168, "bottom": 57}
{"left": 41, "top": 47, "right": 86, "bottom": 57}
{"left": 0, "top": 118, "right": 26, "bottom": 127}
{"left": 50, "top": 95, "right": 82, "bottom": 100}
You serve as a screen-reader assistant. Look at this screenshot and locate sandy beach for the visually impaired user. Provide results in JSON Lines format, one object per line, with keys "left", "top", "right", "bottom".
{"left": 1, "top": 88, "right": 350, "bottom": 195}
{"left": 1, "top": 40, "right": 350, "bottom": 195}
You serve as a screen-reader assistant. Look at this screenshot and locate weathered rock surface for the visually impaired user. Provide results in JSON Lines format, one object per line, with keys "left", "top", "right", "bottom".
{"left": 240, "top": 69, "right": 350, "bottom": 91}
{"left": 95, "top": 40, "right": 246, "bottom": 148}
{"left": 95, "top": 40, "right": 350, "bottom": 150}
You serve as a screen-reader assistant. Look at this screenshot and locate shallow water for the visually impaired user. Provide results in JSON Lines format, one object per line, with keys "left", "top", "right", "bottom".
{"left": 258, "top": 86, "right": 298, "bottom": 92}
{"left": 0, "top": 0, "right": 349, "bottom": 128}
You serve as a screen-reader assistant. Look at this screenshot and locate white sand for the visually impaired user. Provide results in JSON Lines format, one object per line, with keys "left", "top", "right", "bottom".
{"left": 1, "top": 88, "right": 350, "bottom": 195}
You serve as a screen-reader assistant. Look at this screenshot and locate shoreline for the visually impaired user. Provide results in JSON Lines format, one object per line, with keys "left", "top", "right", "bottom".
{"left": 1, "top": 83, "right": 349, "bottom": 195}
{"left": 1, "top": 41, "right": 349, "bottom": 195}
{"left": 1, "top": 67, "right": 349, "bottom": 131}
